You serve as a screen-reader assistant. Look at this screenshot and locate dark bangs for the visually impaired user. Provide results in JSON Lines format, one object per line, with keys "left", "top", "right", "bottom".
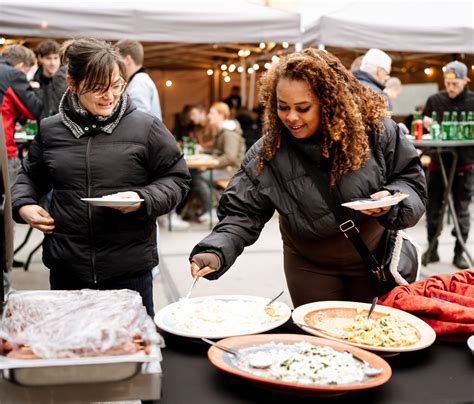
{"left": 79, "top": 52, "right": 126, "bottom": 95}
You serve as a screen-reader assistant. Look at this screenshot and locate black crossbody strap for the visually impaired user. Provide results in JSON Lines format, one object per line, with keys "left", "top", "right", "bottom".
{"left": 295, "top": 147, "right": 387, "bottom": 282}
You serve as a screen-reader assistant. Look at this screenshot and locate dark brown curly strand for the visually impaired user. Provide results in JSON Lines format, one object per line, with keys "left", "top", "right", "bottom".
{"left": 258, "top": 48, "right": 390, "bottom": 186}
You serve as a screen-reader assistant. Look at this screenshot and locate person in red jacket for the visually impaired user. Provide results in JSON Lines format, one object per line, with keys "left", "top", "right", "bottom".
{"left": 0, "top": 44, "right": 43, "bottom": 179}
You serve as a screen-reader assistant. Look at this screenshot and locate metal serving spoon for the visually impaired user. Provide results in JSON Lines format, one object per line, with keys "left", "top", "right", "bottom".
{"left": 343, "top": 350, "right": 384, "bottom": 377}
{"left": 367, "top": 297, "right": 379, "bottom": 320}
{"left": 293, "top": 321, "right": 352, "bottom": 339}
{"left": 201, "top": 338, "right": 273, "bottom": 369}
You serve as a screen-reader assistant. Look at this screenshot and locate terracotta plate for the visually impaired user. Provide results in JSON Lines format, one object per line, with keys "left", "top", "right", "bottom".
{"left": 207, "top": 333, "right": 392, "bottom": 396}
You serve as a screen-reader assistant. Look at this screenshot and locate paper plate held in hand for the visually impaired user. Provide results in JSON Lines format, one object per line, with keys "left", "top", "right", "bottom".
{"left": 81, "top": 197, "right": 144, "bottom": 207}
{"left": 341, "top": 193, "right": 409, "bottom": 211}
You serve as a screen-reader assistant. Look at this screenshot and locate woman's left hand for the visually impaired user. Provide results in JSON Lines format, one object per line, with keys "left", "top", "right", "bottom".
{"left": 360, "top": 190, "right": 392, "bottom": 217}
{"left": 108, "top": 191, "right": 143, "bottom": 214}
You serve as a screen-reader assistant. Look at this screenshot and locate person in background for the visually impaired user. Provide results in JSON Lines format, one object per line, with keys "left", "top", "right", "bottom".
{"left": 223, "top": 85, "right": 242, "bottom": 118}
{"left": 384, "top": 76, "right": 402, "bottom": 112}
{"left": 1, "top": 115, "right": 14, "bottom": 300}
{"left": 189, "top": 49, "right": 426, "bottom": 307}
{"left": 33, "top": 39, "right": 67, "bottom": 122}
{"left": 115, "top": 39, "right": 162, "bottom": 119}
{"left": 0, "top": 44, "right": 43, "bottom": 175}
{"left": 352, "top": 48, "right": 392, "bottom": 95}
{"left": 189, "top": 104, "right": 214, "bottom": 149}
{"left": 235, "top": 107, "right": 261, "bottom": 151}
{"left": 193, "top": 102, "right": 245, "bottom": 223}
{"left": 11, "top": 38, "right": 191, "bottom": 317}
{"left": 421, "top": 60, "right": 474, "bottom": 269}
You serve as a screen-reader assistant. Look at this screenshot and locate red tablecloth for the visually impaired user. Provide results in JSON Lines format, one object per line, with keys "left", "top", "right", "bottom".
{"left": 380, "top": 270, "right": 474, "bottom": 341}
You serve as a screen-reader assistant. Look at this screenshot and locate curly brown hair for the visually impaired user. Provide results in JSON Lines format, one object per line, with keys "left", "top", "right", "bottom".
{"left": 258, "top": 48, "right": 389, "bottom": 186}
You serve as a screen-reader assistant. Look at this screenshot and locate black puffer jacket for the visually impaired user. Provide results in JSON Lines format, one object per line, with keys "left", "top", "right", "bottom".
{"left": 191, "top": 118, "right": 427, "bottom": 279}
{"left": 12, "top": 100, "right": 191, "bottom": 282}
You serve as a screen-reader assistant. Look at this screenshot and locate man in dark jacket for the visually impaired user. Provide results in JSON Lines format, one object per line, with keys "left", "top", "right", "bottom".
{"left": 32, "top": 39, "right": 67, "bottom": 122}
{"left": 421, "top": 61, "right": 474, "bottom": 269}
{"left": 352, "top": 48, "right": 392, "bottom": 95}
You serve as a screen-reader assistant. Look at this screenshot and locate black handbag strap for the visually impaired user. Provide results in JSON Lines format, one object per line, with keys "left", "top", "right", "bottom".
{"left": 294, "top": 146, "right": 388, "bottom": 282}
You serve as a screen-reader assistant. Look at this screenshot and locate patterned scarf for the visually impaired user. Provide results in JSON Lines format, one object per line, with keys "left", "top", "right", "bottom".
{"left": 59, "top": 89, "right": 128, "bottom": 138}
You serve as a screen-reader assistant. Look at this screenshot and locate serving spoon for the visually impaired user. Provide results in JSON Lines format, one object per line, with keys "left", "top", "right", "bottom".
{"left": 367, "top": 297, "right": 379, "bottom": 320}
{"left": 201, "top": 338, "right": 273, "bottom": 369}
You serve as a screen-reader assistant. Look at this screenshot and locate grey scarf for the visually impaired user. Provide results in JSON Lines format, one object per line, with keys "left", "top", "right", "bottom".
{"left": 59, "top": 89, "right": 128, "bottom": 138}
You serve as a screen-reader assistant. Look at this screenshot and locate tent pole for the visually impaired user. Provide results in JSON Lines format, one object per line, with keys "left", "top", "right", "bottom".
{"left": 240, "top": 58, "right": 247, "bottom": 107}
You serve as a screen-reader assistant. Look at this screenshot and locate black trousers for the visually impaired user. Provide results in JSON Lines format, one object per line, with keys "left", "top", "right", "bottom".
{"left": 426, "top": 168, "right": 473, "bottom": 254}
{"left": 49, "top": 269, "right": 155, "bottom": 317}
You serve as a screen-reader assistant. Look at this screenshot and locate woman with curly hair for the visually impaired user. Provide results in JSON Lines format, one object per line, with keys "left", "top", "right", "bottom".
{"left": 189, "top": 48, "right": 426, "bottom": 306}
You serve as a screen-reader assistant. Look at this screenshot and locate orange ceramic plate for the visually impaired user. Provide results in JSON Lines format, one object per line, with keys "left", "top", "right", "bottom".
{"left": 207, "top": 333, "right": 392, "bottom": 396}
{"left": 292, "top": 301, "right": 436, "bottom": 353}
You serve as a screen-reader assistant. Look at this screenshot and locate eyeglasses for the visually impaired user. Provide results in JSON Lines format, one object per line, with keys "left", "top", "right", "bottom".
{"left": 90, "top": 80, "right": 126, "bottom": 98}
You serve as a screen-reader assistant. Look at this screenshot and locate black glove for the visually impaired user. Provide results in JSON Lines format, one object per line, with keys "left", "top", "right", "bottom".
{"left": 191, "top": 252, "right": 222, "bottom": 271}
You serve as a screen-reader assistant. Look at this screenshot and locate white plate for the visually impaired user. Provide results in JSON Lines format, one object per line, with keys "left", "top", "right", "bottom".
{"left": 341, "top": 193, "right": 409, "bottom": 211}
{"left": 155, "top": 294, "right": 292, "bottom": 339}
{"left": 292, "top": 301, "right": 436, "bottom": 353}
{"left": 81, "top": 198, "right": 144, "bottom": 207}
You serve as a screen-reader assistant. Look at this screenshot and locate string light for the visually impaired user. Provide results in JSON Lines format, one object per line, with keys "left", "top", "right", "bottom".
{"left": 228, "top": 64, "right": 236, "bottom": 72}
{"left": 282, "top": 42, "right": 289, "bottom": 48}
{"left": 224, "top": 76, "right": 231, "bottom": 82}
{"left": 253, "top": 63, "right": 260, "bottom": 70}
{"left": 271, "top": 55, "right": 280, "bottom": 63}
{"left": 207, "top": 69, "right": 214, "bottom": 76}
{"left": 259, "top": 42, "right": 266, "bottom": 49}
{"left": 247, "top": 67, "right": 254, "bottom": 74}
{"left": 220, "top": 64, "right": 227, "bottom": 71}
{"left": 40, "top": 20, "right": 48, "bottom": 29}
{"left": 424, "top": 67, "right": 433, "bottom": 76}
{"left": 264, "top": 62, "right": 271, "bottom": 70}
{"left": 238, "top": 50, "right": 246, "bottom": 57}
{"left": 237, "top": 66, "right": 244, "bottom": 73}
{"left": 222, "top": 71, "right": 229, "bottom": 77}
{"left": 165, "top": 80, "right": 173, "bottom": 87}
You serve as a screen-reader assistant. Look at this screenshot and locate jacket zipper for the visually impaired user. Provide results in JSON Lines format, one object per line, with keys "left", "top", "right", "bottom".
{"left": 86, "top": 137, "right": 97, "bottom": 284}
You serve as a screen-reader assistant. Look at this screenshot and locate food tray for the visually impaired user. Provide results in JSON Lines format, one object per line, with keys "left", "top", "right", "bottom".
{"left": 0, "top": 344, "right": 162, "bottom": 386}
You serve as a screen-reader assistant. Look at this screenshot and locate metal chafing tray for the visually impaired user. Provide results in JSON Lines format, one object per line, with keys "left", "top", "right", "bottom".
{"left": 0, "top": 344, "right": 162, "bottom": 386}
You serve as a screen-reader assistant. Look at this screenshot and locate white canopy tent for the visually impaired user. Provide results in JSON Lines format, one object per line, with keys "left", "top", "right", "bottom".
{"left": 301, "top": 1, "right": 473, "bottom": 53}
{"left": 0, "top": 0, "right": 301, "bottom": 43}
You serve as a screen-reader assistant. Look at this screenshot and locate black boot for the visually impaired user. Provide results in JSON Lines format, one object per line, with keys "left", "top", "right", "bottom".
{"left": 453, "top": 238, "right": 470, "bottom": 269}
{"left": 421, "top": 244, "right": 439, "bottom": 266}
{"left": 453, "top": 253, "right": 470, "bottom": 269}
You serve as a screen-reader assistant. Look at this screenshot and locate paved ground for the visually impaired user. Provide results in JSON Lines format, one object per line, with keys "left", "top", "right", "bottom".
{"left": 9, "top": 206, "right": 473, "bottom": 312}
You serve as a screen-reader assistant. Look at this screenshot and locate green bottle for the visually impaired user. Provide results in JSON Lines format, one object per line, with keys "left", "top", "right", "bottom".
{"left": 450, "top": 111, "right": 458, "bottom": 140}
{"left": 441, "top": 111, "right": 451, "bottom": 140}
{"left": 430, "top": 111, "right": 441, "bottom": 140}
{"left": 459, "top": 111, "right": 468, "bottom": 140}
{"left": 468, "top": 111, "right": 474, "bottom": 140}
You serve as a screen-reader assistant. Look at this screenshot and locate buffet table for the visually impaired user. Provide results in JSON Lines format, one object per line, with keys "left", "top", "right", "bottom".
{"left": 159, "top": 322, "right": 473, "bottom": 404}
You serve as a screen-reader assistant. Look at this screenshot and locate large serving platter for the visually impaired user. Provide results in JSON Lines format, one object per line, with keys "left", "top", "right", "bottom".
{"left": 292, "top": 301, "right": 436, "bottom": 353}
{"left": 155, "top": 295, "right": 292, "bottom": 339}
{"left": 207, "top": 333, "right": 391, "bottom": 396}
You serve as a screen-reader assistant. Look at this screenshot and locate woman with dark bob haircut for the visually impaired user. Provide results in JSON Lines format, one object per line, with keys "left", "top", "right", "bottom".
{"left": 189, "top": 48, "right": 427, "bottom": 307}
{"left": 12, "top": 38, "right": 191, "bottom": 316}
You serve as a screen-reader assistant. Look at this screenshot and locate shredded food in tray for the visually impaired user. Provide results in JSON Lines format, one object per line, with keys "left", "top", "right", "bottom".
{"left": 236, "top": 342, "right": 368, "bottom": 385}
{"left": 308, "top": 308, "right": 419, "bottom": 347}
{"left": 172, "top": 298, "right": 286, "bottom": 334}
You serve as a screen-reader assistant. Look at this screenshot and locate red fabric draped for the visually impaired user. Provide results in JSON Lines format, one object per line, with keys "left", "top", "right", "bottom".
{"left": 379, "top": 270, "right": 474, "bottom": 341}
